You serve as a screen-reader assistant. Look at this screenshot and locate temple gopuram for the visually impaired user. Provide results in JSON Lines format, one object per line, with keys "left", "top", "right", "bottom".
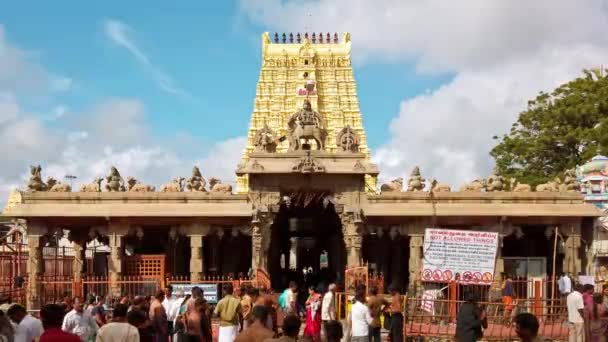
{"left": 1, "top": 32, "right": 602, "bottom": 309}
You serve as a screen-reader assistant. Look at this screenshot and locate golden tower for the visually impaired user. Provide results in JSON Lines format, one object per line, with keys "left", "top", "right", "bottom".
{"left": 237, "top": 32, "right": 376, "bottom": 193}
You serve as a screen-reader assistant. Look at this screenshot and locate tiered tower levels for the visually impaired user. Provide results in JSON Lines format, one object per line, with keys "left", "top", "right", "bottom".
{"left": 237, "top": 32, "right": 372, "bottom": 193}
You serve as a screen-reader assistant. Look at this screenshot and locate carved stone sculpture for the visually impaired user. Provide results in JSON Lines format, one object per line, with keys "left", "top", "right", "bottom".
{"left": 105, "top": 166, "right": 126, "bottom": 192}
{"left": 460, "top": 179, "right": 486, "bottom": 192}
{"left": 486, "top": 167, "right": 505, "bottom": 192}
{"left": 126, "top": 177, "right": 156, "bottom": 192}
{"left": 27, "top": 165, "right": 46, "bottom": 192}
{"left": 186, "top": 167, "right": 206, "bottom": 192}
{"left": 407, "top": 166, "right": 426, "bottom": 192}
{"left": 209, "top": 177, "right": 232, "bottom": 193}
{"left": 160, "top": 177, "right": 185, "bottom": 192}
{"left": 287, "top": 100, "right": 327, "bottom": 151}
{"left": 79, "top": 177, "right": 103, "bottom": 192}
{"left": 536, "top": 178, "right": 561, "bottom": 192}
{"left": 509, "top": 178, "right": 532, "bottom": 192}
{"left": 253, "top": 124, "right": 277, "bottom": 153}
{"left": 292, "top": 151, "right": 326, "bottom": 173}
{"left": 46, "top": 177, "right": 71, "bottom": 192}
{"left": 336, "top": 125, "right": 360, "bottom": 153}
{"left": 380, "top": 178, "right": 403, "bottom": 192}
{"left": 430, "top": 179, "right": 451, "bottom": 192}
{"left": 561, "top": 168, "right": 580, "bottom": 192}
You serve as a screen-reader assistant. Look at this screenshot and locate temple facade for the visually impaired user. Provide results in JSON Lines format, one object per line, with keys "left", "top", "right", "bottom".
{"left": 1, "top": 32, "right": 602, "bottom": 309}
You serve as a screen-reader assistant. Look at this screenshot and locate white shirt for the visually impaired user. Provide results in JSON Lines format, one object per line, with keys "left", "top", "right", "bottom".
{"left": 168, "top": 297, "right": 185, "bottom": 323}
{"left": 558, "top": 276, "right": 572, "bottom": 294}
{"left": 62, "top": 309, "right": 99, "bottom": 341}
{"left": 95, "top": 322, "right": 139, "bottom": 342}
{"left": 321, "top": 292, "right": 336, "bottom": 321}
{"left": 566, "top": 291, "right": 584, "bottom": 323}
{"left": 285, "top": 289, "right": 296, "bottom": 312}
{"left": 350, "top": 301, "right": 373, "bottom": 337}
{"left": 162, "top": 296, "right": 179, "bottom": 321}
{"left": 13, "top": 314, "right": 43, "bottom": 342}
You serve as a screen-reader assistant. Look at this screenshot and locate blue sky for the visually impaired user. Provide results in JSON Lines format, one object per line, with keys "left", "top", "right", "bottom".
{"left": 1, "top": 0, "right": 607, "bottom": 201}
{"left": 0, "top": 1, "right": 447, "bottom": 148}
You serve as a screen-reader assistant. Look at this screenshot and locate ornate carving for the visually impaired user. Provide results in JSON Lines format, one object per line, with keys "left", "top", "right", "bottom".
{"left": 407, "top": 166, "right": 426, "bottom": 192}
{"left": 2, "top": 190, "right": 22, "bottom": 214}
{"left": 79, "top": 177, "right": 103, "bottom": 192}
{"left": 430, "top": 179, "right": 451, "bottom": 193}
{"left": 380, "top": 178, "right": 403, "bottom": 192}
{"left": 536, "top": 177, "right": 561, "bottom": 192}
{"left": 486, "top": 167, "right": 505, "bottom": 192}
{"left": 27, "top": 165, "right": 46, "bottom": 192}
{"left": 46, "top": 177, "right": 71, "bottom": 192}
{"left": 160, "top": 177, "right": 185, "bottom": 192}
{"left": 353, "top": 160, "right": 366, "bottom": 172}
{"left": 336, "top": 125, "right": 360, "bottom": 152}
{"left": 105, "top": 166, "right": 126, "bottom": 192}
{"left": 460, "top": 179, "right": 486, "bottom": 192}
{"left": 250, "top": 160, "right": 265, "bottom": 171}
{"left": 509, "top": 178, "right": 531, "bottom": 192}
{"left": 292, "top": 151, "right": 326, "bottom": 173}
{"left": 253, "top": 124, "right": 277, "bottom": 153}
{"left": 561, "top": 168, "right": 580, "bottom": 192}
{"left": 287, "top": 100, "right": 327, "bottom": 151}
{"left": 186, "top": 167, "right": 207, "bottom": 192}
{"left": 209, "top": 177, "right": 232, "bottom": 193}
{"left": 126, "top": 177, "right": 156, "bottom": 192}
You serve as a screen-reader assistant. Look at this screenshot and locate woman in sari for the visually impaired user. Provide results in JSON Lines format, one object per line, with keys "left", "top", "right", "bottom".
{"left": 586, "top": 293, "right": 608, "bottom": 342}
{"left": 303, "top": 285, "right": 322, "bottom": 341}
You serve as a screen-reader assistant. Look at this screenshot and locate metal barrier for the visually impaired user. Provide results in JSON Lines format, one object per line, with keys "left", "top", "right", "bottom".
{"left": 405, "top": 296, "right": 568, "bottom": 340}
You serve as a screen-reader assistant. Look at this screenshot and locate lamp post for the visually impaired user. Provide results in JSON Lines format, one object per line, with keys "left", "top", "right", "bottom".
{"left": 64, "top": 174, "right": 77, "bottom": 189}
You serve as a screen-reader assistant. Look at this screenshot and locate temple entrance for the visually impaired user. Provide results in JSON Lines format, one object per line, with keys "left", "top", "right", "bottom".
{"left": 362, "top": 229, "right": 410, "bottom": 291}
{"left": 267, "top": 189, "right": 346, "bottom": 290}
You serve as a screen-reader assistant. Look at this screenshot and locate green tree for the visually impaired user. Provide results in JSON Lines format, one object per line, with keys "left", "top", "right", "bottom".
{"left": 491, "top": 68, "right": 608, "bottom": 187}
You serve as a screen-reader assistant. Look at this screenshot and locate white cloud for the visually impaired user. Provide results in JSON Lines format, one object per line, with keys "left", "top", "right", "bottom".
{"left": 240, "top": 0, "right": 608, "bottom": 187}
{"left": 103, "top": 19, "right": 198, "bottom": 101}
{"left": 0, "top": 24, "right": 244, "bottom": 206}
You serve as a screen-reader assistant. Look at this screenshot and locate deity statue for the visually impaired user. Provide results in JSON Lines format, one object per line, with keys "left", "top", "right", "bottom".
{"left": 336, "top": 126, "right": 360, "bottom": 153}
{"left": 561, "top": 168, "right": 580, "bottom": 192}
{"left": 209, "top": 177, "right": 233, "bottom": 193}
{"left": 287, "top": 100, "right": 327, "bottom": 151}
{"left": 536, "top": 177, "right": 561, "bottom": 192}
{"left": 509, "top": 178, "right": 532, "bottom": 192}
{"left": 486, "top": 167, "right": 505, "bottom": 192}
{"left": 253, "top": 124, "right": 277, "bottom": 153}
{"left": 27, "top": 165, "right": 47, "bottom": 192}
{"left": 460, "top": 179, "right": 486, "bottom": 192}
{"left": 407, "top": 166, "right": 426, "bottom": 192}
{"left": 160, "top": 177, "right": 185, "bottom": 192}
{"left": 126, "top": 177, "right": 156, "bottom": 192}
{"left": 105, "top": 166, "right": 126, "bottom": 192}
{"left": 380, "top": 178, "right": 403, "bottom": 193}
{"left": 186, "top": 166, "right": 206, "bottom": 192}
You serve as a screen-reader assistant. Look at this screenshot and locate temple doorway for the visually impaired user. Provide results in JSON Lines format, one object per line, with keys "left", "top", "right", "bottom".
{"left": 124, "top": 227, "right": 191, "bottom": 277}
{"left": 362, "top": 229, "right": 410, "bottom": 291}
{"left": 267, "top": 189, "right": 346, "bottom": 291}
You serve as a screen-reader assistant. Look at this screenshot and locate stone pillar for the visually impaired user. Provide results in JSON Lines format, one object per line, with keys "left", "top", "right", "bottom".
{"left": 190, "top": 235, "right": 203, "bottom": 282}
{"left": 563, "top": 235, "right": 582, "bottom": 275}
{"left": 183, "top": 223, "right": 210, "bottom": 282}
{"left": 26, "top": 234, "right": 44, "bottom": 310}
{"left": 494, "top": 235, "right": 504, "bottom": 281}
{"left": 408, "top": 234, "right": 424, "bottom": 288}
{"left": 345, "top": 235, "right": 363, "bottom": 267}
{"left": 251, "top": 212, "right": 273, "bottom": 272}
{"left": 108, "top": 232, "right": 125, "bottom": 297}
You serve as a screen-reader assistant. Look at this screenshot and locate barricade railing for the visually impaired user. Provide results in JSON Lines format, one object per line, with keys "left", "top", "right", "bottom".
{"left": 116, "top": 276, "right": 160, "bottom": 298}
{"left": 404, "top": 296, "right": 568, "bottom": 340}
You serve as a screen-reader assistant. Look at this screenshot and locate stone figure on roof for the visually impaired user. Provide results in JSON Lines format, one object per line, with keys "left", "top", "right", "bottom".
{"left": 287, "top": 100, "right": 327, "bottom": 151}
{"left": 105, "top": 166, "right": 126, "bottom": 192}
{"left": 407, "top": 166, "right": 425, "bottom": 192}
{"left": 486, "top": 167, "right": 505, "bottom": 192}
{"left": 253, "top": 124, "right": 277, "bottom": 153}
{"left": 186, "top": 166, "right": 206, "bottom": 192}
{"left": 562, "top": 168, "right": 580, "bottom": 192}
{"left": 27, "top": 165, "right": 46, "bottom": 192}
{"left": 336, "top": 125, "right": 360, "bottom": 153}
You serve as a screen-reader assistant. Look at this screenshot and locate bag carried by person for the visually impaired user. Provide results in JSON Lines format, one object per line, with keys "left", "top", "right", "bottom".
{"left": 278, "top": 289, "right": 289, "bottom": 310}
